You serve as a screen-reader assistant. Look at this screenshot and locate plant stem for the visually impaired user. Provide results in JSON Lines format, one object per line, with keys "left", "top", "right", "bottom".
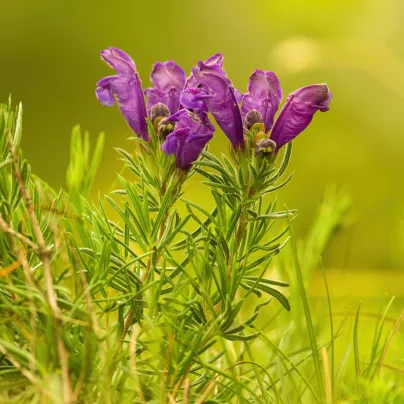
{"left": 377, "top": 309, "right": 404, "bottom": 376}
{"left": 120, "top": 180, "right": 173, "bottom": 341}
{"left": 120, "top": 258, "right": 152, "bottom": 341}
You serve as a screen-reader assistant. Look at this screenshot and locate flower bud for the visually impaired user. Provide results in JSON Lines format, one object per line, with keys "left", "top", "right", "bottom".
{"left": 157, "top": 120, "right": 175, "bottom": 139}
{"left": 150, "top": 102, "right": 170, "bottom": 122}
{"left": 150, "top": 103, "right": 171, "bottom": 136}
{"left": 244, "top": 110, "right": 264, "bottom": 130}
{"left": 255, "top": 138, "right": 276, "bottom": 157}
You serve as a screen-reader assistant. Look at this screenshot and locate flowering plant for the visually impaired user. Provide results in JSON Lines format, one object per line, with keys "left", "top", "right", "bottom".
{"left": 96, "top": 48, "right": 331, "bottom": 167}
{"left": 0, "top": 49, "right": 343, "bottom": 404}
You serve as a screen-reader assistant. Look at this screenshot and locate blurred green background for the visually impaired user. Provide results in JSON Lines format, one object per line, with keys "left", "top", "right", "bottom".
{"left": 1, "top": 0, "right": 403, "bottom": 272}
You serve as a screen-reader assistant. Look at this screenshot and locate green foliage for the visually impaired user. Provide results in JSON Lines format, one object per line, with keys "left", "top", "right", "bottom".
{"left": 66, "top": 125, "right": 105, "bottom": 199}
{"left": 0, "top": 100, "right": 403, "bottom": 403}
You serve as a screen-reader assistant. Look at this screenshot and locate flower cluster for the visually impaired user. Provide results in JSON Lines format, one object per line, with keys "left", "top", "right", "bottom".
{"left": 96, "top": 48, "right": 332, "bottom": 169}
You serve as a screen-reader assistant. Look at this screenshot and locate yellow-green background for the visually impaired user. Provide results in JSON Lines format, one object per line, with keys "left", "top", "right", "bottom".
{"left": 1, "top": 0, "right": 403, "bottom": 272}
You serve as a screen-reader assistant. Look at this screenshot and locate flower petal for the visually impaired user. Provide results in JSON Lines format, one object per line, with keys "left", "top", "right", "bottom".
{"left": 192, "top": 61, "right": 244, "bottom": 149}
{"left": 204, "top": 53, "right": 224, "bottom": 67}
{"left": 270, "top": 84, "right": 332, "bottom": 150}
{"left": 185, "top": 53, "right": 223, "bottom": 89}
{"left": 161, "top": 133, "right": 178, "bottom": 155}
{"left": 161, "top": 109, "right": 214, "bottom": 169}
{"left": 100, "top": 47, "right": 136, "bottom": 75}
{"left": 177, "top": 131, "right": 214, "bottom": 169}
{"left": 146, "top": 61, "right": 186, "bottom": 115}
{"left": 97, "top": 48, "right": 148, "bottom": 140}
{"left": 241, "top": 70, "right": 282, "bottom": 132}
{"left": 96, "top": 76, "right": 116, "bottom": 106}
{"left": 179, "top": 87, "right": 212, "bottom": 113}
{"left": 150, "top": 61, "right": 186, "bottom": 93}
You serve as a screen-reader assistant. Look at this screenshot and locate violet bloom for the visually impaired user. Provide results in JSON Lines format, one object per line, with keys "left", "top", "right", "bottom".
{"left": 96, "top": 47, "right": 148, "bottom": 140}
{"left": 188, "top": 54, "right": 332, "bottom": 153}
{"left": 144, "top": 61, "right": 186, "bottom": 115}
{"left": 270, "top": 84, "right": 332, "bottom": 151}
{"left": 192, "top": 60, "right": 244, "bottom": 149}
{"left": 179, "top": 87, "right": 211, "bottom": 114}
{"left": 241, "top": 74, "right": 332, "bottom": 153}
{"left": 185, "top": 53, "right": 224, "bottom": 89}
{"left": 180, "top": 53, "right": 224, "bottom": 114}
{"left": 241, "top": 70, "right": 283, "bottom": 132}
{"left": 162, "top": 110, "right": 214, "bottom": 169}
{"left": 96, "top": 47, "right": 186, "bottom": 141}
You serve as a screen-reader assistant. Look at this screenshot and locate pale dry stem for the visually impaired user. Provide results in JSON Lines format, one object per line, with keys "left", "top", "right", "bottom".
{"left": 7, "top": 130, "right": 74, "bottom": 404}
{"left": 0, "top": 344, "right": 38, "bottom": 385}
{"left": 377, "top": 309, "right": 404, "bottom": 376}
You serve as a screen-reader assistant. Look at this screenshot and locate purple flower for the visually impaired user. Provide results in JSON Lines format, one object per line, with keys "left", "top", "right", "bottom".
{"left": 96, "top": 49, "right": 332, "bottom": 159}
{"left": 96, "top": 47, "right": 148, "bottom": 140}
{"left": 162, "top": 110, "right": 214, "bottom": 169}
{"left": 241, "top": 70, "right": 283, "bottom": 132}
{"left": 179, "top": 87, "right": 211, "bottom": 113}
{"left": 185, "top": 53, "right": 224, "bottom": 89}
{"left": 192, "top": 59, "right": 244, "bottom": 149}
{"left": 186, "top": 55, "right": 331, "bottom": 154}
{"left": 270, "top": 84, "right": 332, "bottom": 151}
{"left": 144, "top": 61, "right": 186, "bottom": 115}
{"left": 180, "top": 53, "right": 224, "bottom": 113}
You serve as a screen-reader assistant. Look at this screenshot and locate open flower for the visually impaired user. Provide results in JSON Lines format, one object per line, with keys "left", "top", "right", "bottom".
{"left": 185, "top": 53, "right": 223, "bottom": 89}
{"left": 96, "top": 47, "right": 148, "bottom": 140}
{"left": 269, "top": 84, "right": 332, "bottom": 151}
{"left": 179, "top": 87, "right": 211, "bottom": 114}
{"left": 180, "top": 53, "right": 224, "bottom": 114}
{"left": 192, "top": 59, "right": 244, "bottom": 149}
{"left": 162, "top": 110, "right": 214, "bottom": 169}
{"left": 241, "top": 70, "right": 283, "bottom": 132}
{"left": 144, "top": 61, "right": 186, "bottom": 115}
{"left": 96, "top": 47, "right": 186, "bottom": 141}
{"left": 186, "top": 53, "right": 332, "bottom": 154}
{"left": 96, "top": 47, "right": 215, "bottom": 167}
{"left": 96, "top": 49, "right": 331, "bottom": 164}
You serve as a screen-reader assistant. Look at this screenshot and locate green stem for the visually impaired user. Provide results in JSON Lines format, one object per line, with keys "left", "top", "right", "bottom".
{"left": 120, "top": 175, "right": 179, "bottom": 341}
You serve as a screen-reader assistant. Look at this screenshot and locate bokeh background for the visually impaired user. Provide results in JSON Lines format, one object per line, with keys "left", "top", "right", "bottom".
{"left": 1, "top": 0, "right": 403, "bottom": 280}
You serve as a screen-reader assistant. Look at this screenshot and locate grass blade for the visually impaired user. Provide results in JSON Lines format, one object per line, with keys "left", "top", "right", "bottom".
{"left": 353, "top": 301, "right": 361, "bottom": 384}
{"left": 287, "top": 214, "right": 325, "bottom": 401}
{"left": 322, "top": 270, "right": 334, "bottom": 403}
